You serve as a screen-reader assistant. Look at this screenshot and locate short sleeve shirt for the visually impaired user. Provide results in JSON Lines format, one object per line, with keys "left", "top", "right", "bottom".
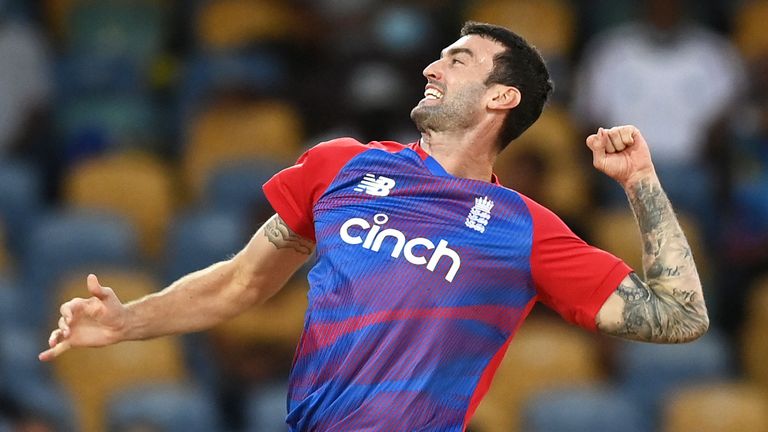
{"left": 263, "top": 138, "right": 632, "bottom": 431}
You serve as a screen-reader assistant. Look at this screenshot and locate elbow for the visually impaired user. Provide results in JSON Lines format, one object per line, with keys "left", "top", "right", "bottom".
{"left": 669, "top": 309, "right": 710, "bottom": 344}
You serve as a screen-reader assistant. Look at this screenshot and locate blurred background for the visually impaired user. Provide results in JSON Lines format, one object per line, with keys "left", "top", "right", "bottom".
{"left": 0, "top": 0, "right": 767, "bottom": 431}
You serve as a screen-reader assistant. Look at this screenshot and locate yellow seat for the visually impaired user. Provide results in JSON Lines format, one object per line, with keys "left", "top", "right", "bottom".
{"left": 196, "top": 0, "right": 305, "bottom": 50}
{"left": 182, "top": 99, "right": 304, "bottom": 200}
{"left": 495, "top": 105, "right": 590, "bottom": 219}
{"left": 663, "top": 382, "right": 768, "bottom": 432}
{"left": 465, "top": 0, "right": 576, "bottom": 58}
{"left": 742, "top": 275, "right": 768, "bottom": 392}
{"left": 470, "top": 315, "right": 604, "bottom": 432}
{"left": 733, "top": 0, "right": 768, "bottom": 61}
{"left": 63, "top": 151, "right": 177, "bottom": 258}
{"left": 51, "top": 269, "right": 188, "bottom": 432}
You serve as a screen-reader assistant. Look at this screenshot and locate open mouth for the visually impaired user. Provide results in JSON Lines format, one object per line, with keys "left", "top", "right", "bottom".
{"left": 424, "top": 86, "right": 444, "bottom": 100}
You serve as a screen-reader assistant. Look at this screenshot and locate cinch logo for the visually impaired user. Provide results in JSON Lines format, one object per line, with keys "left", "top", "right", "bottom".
{"left": 339, "top": 213, "right": 461, "bottom": 282}
{"left": 354, "top": 173, "right": 396, "bottom": 196}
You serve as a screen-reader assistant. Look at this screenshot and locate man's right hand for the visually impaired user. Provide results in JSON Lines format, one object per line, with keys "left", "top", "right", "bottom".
{"left": 38, "top": 274, "right": 128, "bottom": 361}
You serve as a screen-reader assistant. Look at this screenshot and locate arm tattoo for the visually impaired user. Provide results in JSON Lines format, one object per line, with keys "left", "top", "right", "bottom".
{"left": 264, "top": 215, "right": 314, "bottom": 255}
{"left": 599, "top": 178, "right": 709, "bottom": 343}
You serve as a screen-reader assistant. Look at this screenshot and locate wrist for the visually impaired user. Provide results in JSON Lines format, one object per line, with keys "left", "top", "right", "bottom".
{"left": 620, "top": 168, "right": 659, "bottom": 191}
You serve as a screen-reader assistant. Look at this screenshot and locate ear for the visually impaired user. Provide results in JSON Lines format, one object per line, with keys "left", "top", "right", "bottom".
{"left": 487, "top": 85, "right": 521, "bottom": 110}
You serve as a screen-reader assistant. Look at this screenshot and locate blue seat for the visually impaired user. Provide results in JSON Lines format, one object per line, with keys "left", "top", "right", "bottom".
{"left": 244, "top": 381, "right": 289, "bottom": 432}
{"left": 0, "top": 159, "right": 44, "bottom": 255}
{"left": 3, "top": 379, "right": 77, "bottom": 432}
{"left": 523, "top": 384, "right": 649, "bottom": 432}
{"left": 616, "top": 329, "right": 732, "bottom": 422}
{"left": 107, "top": 383, "right": 221, "bottom": 432}
{"left": 54, "top": 94, "right": 161, "bottom": 163}
{"left": 66, "top": 1, "right": 166, "bottom": 64}
{"left": 204, "top": 158, "right": 286, "bottom": 219}
{"left": 21, "top": 209, "right": 139, "bottom": 327}
{"left": 54, "top": 55, "right": 147, "bottom": 100}
{"left": 163, "top": 210, "right": 248, "bottom": 284}
{"left": 0, "top": 277, "right": 24, "bottom": 333}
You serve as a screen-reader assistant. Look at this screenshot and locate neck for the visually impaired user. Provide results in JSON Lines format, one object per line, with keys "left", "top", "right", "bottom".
{"left": 417, "top": 123, "right": 499, "bottom": 182}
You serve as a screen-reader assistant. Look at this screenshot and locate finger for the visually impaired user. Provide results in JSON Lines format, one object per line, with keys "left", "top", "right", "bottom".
{"left": 585, "top": 133, "right": 599, "bottom": 151}
{"left": 60, "top": 298, "right": 84, "bottom": 323}
{"left": 619, "top": 126, "right": 635, "bottom": 146}
{"left": 58, "top": 316, "right": 70, "bottom": 337}
{"left": 87, "top": 274, "right": 109, "bottom": 300}
{"left": 599, "top": 128, "right": 616, "bottom": 153}
{"left": 606, "top": 127, "right": 626, "bottom": 152}
{"left": 39, "top": 339, "right": 71, "bottom": 362}
{"left": 48, "top": 328, "right": 63, "bottom": 348}
{"left": 589, "top": 130, "right": 607, "bottom": 169}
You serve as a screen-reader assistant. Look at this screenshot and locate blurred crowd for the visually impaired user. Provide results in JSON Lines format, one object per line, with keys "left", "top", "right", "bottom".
{"left": 0, "top": 0, "right": 767, "bottom": 431}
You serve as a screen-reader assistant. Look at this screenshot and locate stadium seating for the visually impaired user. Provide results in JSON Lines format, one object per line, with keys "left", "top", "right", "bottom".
{"left": 464, "top": 0, "right": 576, "bottom": 59}
{"left": 107, "top": 383, "right": 222, "bottom": 432}
{"left": 0, "top": 159, "right": 44, "bottom": 256}
{"left": 63, "top": 151, "right": 177, "bottom": 257}
{"left": 54, "top": 94, "right": 161, "bottom": 162}
{"left": 194, "top": 0, "right": 305, "bottom": 51}
{"left": 21, "top": 209, "right": 139, "bottom": 328}
{"left": 244, "top": 381, "right": 291, "bottom": 432}
{"left": 661, "top": 382, "right": 768, "bottom": 432}
{"left": 742, "top": 275, "right": 768, "bottom": 392}
{"left": 203, "top": 158, "right": 286, "bottom": 219}
{"left": 64, "top": 0, "right": 167, "bottom": 64}
{"left": 51, "top": 269, "right": 189, "bottom": 432}
{"left": 182, "top": 99, "right": 304, "bottom": 199}
{"left": 732, "top": 0, "right": 768, "bottom": 61}
{"left": 522, "top": 384, "right": 649, "bottom": 432}
{"left": 469, "top": 316, "right": 604, "bottom": 432}
{"left": 163, "top": 209, "right": 249, "bottom": 284}
{"left": 494, "top": 105, "right": 589, "bottom": 220}
{"left": 615, "top": 329, "right": 732, "bottom": 424}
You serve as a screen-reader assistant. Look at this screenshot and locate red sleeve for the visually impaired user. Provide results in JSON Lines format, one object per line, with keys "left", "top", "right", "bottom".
{"left": 521, "top": 195, "right": 633, "bottom": 331}
{"left": 262, "top": 138, "right": 368, "bottom": 241}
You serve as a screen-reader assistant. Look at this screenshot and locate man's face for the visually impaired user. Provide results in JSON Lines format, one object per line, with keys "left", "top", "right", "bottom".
{"left": 411, "top": 35, "right": 504, "bottom": 133}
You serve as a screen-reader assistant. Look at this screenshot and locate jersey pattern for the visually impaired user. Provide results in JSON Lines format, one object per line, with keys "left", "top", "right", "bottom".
{"left": 287, "top": 145, "right": 535, "bottom": 431}
{"left": 263, "top": 139, "right": 632, "bottom": 431}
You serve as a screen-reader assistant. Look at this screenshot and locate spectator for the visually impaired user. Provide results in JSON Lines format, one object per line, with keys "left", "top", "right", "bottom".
{"left": 572, "top": 0, "right": 746, "bottom": 245}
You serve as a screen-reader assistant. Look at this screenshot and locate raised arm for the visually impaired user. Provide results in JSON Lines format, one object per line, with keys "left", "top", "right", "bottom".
{"left": 588, "top": 126, "right": 709, "bottom": 343}
{"left": 39, "top": 214, "right": 314, "bottom": 361}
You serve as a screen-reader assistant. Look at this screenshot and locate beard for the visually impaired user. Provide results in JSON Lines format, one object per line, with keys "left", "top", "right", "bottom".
{"left": 410, "top": 83, "right": 487, "bottom": 133}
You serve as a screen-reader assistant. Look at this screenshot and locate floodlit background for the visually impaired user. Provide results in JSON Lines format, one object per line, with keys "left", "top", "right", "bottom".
{"left": 0, "top": 0, "right": 767, "bottom": 431}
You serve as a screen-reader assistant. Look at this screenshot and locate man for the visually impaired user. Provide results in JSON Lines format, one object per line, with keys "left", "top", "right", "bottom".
{"left": 40, "top": 22, "right": 709, "bottom": 431}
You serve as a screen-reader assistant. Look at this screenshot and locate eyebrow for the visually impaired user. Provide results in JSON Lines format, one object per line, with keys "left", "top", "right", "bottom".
{"left": 441, "top": 47, "right": 475, "bottom": 59}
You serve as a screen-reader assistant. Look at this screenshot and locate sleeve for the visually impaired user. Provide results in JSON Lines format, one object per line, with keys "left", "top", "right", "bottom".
{"left": 521, "top": 196, "right": 633, "bottom": 331}
{"left": 262, "top": 138, "right": 368, "bottom": 242}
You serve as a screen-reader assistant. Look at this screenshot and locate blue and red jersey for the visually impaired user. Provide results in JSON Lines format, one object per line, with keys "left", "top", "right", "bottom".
{"left": 263, "top": 138, "right": 632, "bottom": 431}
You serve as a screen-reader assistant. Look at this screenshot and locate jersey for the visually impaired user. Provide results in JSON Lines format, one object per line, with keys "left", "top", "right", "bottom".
{"left": 263, "top": 138, "right": 632, "bottom": 431}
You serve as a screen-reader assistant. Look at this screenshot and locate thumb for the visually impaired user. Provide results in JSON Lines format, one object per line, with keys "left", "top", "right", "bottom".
{"left": 87, "top": 274, "right": 109, "bottom": 300}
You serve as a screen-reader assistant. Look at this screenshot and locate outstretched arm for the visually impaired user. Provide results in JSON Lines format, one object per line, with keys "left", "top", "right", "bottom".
{"left": 588, "top": 126, "right": 709, "bottom": 343}
{"left": 39, "top": 214, "right": 314, "bottom": 361}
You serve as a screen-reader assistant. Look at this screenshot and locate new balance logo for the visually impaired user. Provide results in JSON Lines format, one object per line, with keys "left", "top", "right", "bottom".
{"left": 354, "top": 174, "right": 396, "bottom": 197}
{"left": 465, "top": 196, "right": 494, "bottom": 233}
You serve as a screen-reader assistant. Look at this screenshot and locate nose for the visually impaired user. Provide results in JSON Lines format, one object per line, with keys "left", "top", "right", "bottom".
{"left": 422, "top": 59, "right": 442, "bottom": 81}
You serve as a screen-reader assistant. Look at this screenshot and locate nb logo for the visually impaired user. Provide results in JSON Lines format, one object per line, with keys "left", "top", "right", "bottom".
{"left": 354, "top": 174, "right": 396, "bottom": 197}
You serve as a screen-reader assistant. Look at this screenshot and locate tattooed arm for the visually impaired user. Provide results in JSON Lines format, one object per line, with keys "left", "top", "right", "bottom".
{"left": 587, "top": 126, "right": 709, "bottom": 343}
{"left": 40, "top": 214, "right": 314, "bottom": 360}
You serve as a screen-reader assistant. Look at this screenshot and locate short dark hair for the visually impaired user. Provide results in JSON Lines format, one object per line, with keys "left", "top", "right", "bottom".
{"left": 460, "top": 21, "right": 553, "bottom": 150}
